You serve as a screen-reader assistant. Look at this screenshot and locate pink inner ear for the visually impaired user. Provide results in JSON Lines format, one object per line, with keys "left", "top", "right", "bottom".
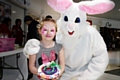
{"left": 79, "top": 3, "right": 115, "bottom": 15}
{"left": 47, "top": 0, "right": 72, "bottom": 12}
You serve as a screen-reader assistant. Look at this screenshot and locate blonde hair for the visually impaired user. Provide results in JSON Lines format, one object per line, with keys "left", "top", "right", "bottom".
{"left": 37, "top": 18, "right": 57, "bottom": 32}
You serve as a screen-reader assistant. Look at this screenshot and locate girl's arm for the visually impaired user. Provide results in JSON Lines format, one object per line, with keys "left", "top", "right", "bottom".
{"left": 29, "top": 54, "right": 38, "bottom": 75}
{"left": 58, "top": 47, "right": 65, "bottom": 75}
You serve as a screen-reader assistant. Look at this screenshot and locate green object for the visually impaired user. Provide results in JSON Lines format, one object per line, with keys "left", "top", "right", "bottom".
{"left": 43, "top": 61, "right": 60, "bottom": 72}
{"left": 50, "top": 61, "right": 60, "bottom": 69}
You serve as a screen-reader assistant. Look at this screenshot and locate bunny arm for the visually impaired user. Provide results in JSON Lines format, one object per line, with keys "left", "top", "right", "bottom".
{"left": 23, "top": 39, "right": 40, "bottom": 58}
{"left": 78, "top": 28, "right": 108, "bottom": 80}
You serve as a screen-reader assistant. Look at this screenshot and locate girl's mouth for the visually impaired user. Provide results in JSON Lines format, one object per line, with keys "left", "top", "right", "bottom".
{"left": 46, "top": 35, "right": 51, "bottom": 38}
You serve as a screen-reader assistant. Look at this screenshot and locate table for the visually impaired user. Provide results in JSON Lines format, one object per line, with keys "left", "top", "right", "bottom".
{"left": 0, "top": 48, "right": 25, "bottom": 80}
{"left": 0, "top": 48, "right": 23, "bottom": 57}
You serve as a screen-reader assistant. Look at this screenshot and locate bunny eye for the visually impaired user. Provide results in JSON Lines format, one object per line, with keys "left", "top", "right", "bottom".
{"left": 64, "top": 16, "right": 68, "bottom": 22}
{"left": 75, "top": 17, "right": 80, "bottom": 23}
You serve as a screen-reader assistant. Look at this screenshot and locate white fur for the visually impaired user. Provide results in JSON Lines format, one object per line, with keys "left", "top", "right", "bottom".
{"left": 23, "top": 39, "right": 40, "bottom": 58}
{"left": 46, "top": 0, "right": 114, "bottom": 80}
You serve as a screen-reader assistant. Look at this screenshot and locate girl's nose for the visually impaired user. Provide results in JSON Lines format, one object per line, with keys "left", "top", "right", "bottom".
{"left": 47, "top": 30, "right": 51, "bottom": 35}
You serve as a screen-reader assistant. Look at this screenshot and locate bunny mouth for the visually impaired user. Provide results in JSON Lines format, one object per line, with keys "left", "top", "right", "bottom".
{"left": 68, "top": 31, "right": 74, "bottom": 35}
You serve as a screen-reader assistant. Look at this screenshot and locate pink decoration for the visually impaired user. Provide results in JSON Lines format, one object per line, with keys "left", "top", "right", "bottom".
{"left": 42, "top": 53, "right": 49, "bottom": 63}
{"left": 49, "top": 50, "right": 56, "bottom": 61}
{"left": 42, "top": 50, "right": 56, "bottom": 63}
{"left": 87, "top": 20, "right": 92, "bottom": 25}
{"left": 41, "top": 27, "right": 47, "bottom": 35}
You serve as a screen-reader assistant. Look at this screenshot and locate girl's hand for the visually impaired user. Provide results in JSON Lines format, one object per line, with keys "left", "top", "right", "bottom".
{"left": 52, "top": 76, "right": 60, "bottom": 80}
{"left": 53, "top": 72, "right": 62, "bottom": 80}
{"left": 37, "top": 73, "right": 41, "bottom": 79}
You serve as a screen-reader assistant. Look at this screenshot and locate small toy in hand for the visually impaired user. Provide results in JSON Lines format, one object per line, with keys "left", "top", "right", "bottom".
{"left": 38, "top": 61, "right": 61, "bottom": 79}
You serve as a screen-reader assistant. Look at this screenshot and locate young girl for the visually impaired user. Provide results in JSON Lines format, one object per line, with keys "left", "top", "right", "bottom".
{"left": 28, "top": 18, "right": 65, "bottom": 80}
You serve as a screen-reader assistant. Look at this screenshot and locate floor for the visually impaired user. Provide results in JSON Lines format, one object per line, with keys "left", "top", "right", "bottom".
{"left": 97, "top": 50, "right": 120, "bottom": 80}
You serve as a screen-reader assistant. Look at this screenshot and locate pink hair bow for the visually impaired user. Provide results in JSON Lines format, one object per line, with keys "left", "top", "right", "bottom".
{"left": 42, "top": 50, "right": 56, "bottom": 64}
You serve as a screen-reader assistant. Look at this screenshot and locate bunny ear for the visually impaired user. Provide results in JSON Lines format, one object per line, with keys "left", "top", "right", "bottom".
{"left": 79, "top": 0, "right": 115, "bottom": 15}
{"left": 42, "top": 53, "right": 49, "bottom": 64}
{"left": 46, "top": 0, "right": 73, "bottom": 13}
{"left": 49, "top": 50, "right": 56, "bottom": 61}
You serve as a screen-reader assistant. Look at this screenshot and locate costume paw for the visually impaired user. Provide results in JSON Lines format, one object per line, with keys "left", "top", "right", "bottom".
{"left": 23, "top": 39, "right": 40, "bottom": 58}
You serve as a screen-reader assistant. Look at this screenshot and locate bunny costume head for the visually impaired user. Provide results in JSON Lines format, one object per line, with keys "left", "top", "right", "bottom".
{"left": 47, "top": 0, "right": 114, "bottom": 37}
{"left": 46, "top": 0, "right": 115, "bottom": 80}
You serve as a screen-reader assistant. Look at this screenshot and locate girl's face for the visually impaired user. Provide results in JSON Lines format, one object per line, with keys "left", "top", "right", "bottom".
{"left": 39, "top": 21, "right": 56, "bottom": 41}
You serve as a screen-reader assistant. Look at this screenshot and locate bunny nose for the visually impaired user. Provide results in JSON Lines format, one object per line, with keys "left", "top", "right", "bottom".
{"left": 68, "top": 24, "right": 73, "bottom": 29}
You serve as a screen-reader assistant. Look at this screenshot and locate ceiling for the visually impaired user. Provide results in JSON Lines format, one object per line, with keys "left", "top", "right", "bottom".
{"left": 73, "top": 0, "right": 120, "bottom": 21}
{"left": 26, "top": 0, "right": 120, "bottom": 21}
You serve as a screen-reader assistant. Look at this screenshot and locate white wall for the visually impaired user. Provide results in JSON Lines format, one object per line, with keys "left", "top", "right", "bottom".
{"left": 11, "top": 4, "right": 24, "bottom": 30}
{"left": 101, "top": 19, "right": 120, "bottom": 28}
{"left": 28, "top": 0, "right": 60, "bottom": 20}
{"left": 87, "top": 16, "right": 120, "bottom": 29}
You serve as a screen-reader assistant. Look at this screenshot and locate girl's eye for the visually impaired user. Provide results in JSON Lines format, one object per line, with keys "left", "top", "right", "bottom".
{"left": 51, "top": 30, "right": 54, "bottom": 32}
{"left": 75, "top": 17, "right": 80, "bottom": 23}
{"left": 43, "top": 29, "right": 47, "bottom": 31}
